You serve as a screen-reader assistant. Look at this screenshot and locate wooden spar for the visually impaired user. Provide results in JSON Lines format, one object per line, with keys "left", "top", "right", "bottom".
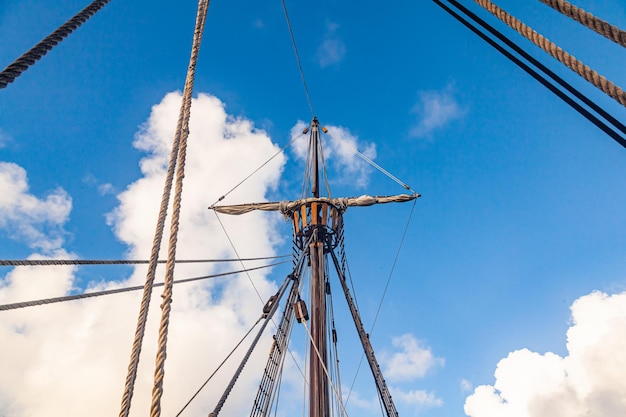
{"left": 307, "top": 117, "right": 330, "bottom": 417}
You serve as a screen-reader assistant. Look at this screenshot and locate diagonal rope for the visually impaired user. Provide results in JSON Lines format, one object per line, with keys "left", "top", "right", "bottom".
{"left": 344, "top": 199, "right": 417, "bottom": 407}
{"left": 301, "top": 318, "right": 350, "bottom": 417}
{"left": 209, "top": 130, "right": 306, "bottom": 208}
{"left": 118, "top": 0, "right": 201, "bottom": 410}
{"left": 0, "top": 0, "right": 112, "bottom": 89}
{"left": 213, "top": 210, "right": 313, "bottom": 407}
{"left": 281, "top": 0, "right": 315, "bottom": 117}
{"left": 0, "top": 256, "right": 289, "bottom": 267}
{"left": 0, "top": 262, "right": 287, "bottom": 312}
{"left": 320, "top": 129, "right": 415, "bottom": 192}
{"left": 441, "top": 0, "right": 626, "bottom": 136}
{"left": 368, "top": 199, "right": 416, "bottom": 332}
{"left": 474, "top": 0, "right": 626, "bottom": 107}
{"left": 538, "top": 0, "right": 626, "bottom": 48}
{"left": 175, "top": 316, "right": 263, "bottom": 417}
{"left": 354, "top": 149, "right": 413, "bottom": 192}
{"left": 434, "top": 0, "right": 626, "bottom": 148}
{"left": 150, "top": 1, "right": 210, "bottom": 416}
{"left": 212, "top": 211, "right": 266, "bottom": 303}
{"left": 208, "top": 275, "right": 292, "bottom": 417}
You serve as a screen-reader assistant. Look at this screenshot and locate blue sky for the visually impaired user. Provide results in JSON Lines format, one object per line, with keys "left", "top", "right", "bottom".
{"left": 1, "top": 1, "right": 626, "bottom": 416}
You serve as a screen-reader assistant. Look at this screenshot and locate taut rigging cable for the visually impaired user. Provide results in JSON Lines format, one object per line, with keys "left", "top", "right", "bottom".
{"left": 441, "top": 0, "right": 626, "bottom": 136}
{"left": 0, "top": 0, "right": 112, "bottom": 89}
{"left": 281, "top": 0, "right": 316, "bottom": 117}
{"left": 209, "top": 130, "right": 307, "bottom": 208}
{"left": 433, "top": 0, "right": 626, "bottom": 148}
{"left": 300, "top": 313, "right": 351, "bottom": 417}
{"left": 342, "top": 199, "right": 418, "bottom": 408}
{"left": 473, "top": 0, "right": 626, "bottom": 108}
{"left": 0, "top": 255, "right": 289, "bottom": 267}
{"left": 0, "top": 261, "right": 287, "bottom": 312}
{"left": 208, "top": 273, "right": 293, "bottom": 417}
{"left": 175, "top": 316, "right": 263, "bottom": 417}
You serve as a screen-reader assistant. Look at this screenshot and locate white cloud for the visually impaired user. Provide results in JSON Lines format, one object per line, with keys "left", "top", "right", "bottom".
{"left": 346, "top": 385, "right": 442, "bottom": 413}
{"left": 290, "top": 120, "right": 376, "bottom": 188}
{"left": 83, "top": 174, "right": 116, "bottom": 196}
{"left": 98, "top": 183, "right": 116, "bottom": 195}
{"left": 464, "top": 290, "right": 626, "bottom": 417}
{"left": 0, "top": 128, "right": 12, "bottom": 148}
{"left": 381, "top": 333, "right": 444, "bottom": 381}
{"left": 0, "top": 92, "right": 290, "bottom": 417}
{"left": 317, "top": 21, "right": 346, "bottom": 68}
{"left": 344, "top": 388, "right": 380, "bottom": 410}
{"left": 461, "top": 378, "right": 473, "bottom": 393}
{"left": 0, "top": 162, "right": 71, "bottom": 252}
{"left": 410, "top": 85, "right": 465, "bottom": 139}
{"left": 391, "top": 387, "right": 443, "bottom": 408}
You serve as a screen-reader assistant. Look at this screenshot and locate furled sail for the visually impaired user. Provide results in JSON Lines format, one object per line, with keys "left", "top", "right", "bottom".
{"left": 208, "top": 193, "right": 420, "bottom": 218}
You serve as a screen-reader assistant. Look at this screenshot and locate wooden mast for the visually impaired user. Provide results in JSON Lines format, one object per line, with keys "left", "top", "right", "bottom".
{"left": 209, "top": 118, "right": 416, "bottom": 417}
{"left": 308, "top": 117, "right": 330, "bottom": 417}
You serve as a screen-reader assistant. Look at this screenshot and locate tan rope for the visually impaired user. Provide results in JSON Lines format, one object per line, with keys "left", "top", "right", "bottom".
{"left": 539, "top": 0, "right": 626, "bottom": 48}
{"left": 118, "top": 21, "right": 190, "bottom": 417}
{"left": 149, "top": 1, "right": 210, "bottom": 416}
{"left": 474, "top": 0, "right": 626, "bottom": 107}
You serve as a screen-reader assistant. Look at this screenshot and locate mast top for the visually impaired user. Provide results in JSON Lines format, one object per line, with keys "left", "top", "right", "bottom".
{"left": 309, "top": 117, "right": 320, "bottom": 199}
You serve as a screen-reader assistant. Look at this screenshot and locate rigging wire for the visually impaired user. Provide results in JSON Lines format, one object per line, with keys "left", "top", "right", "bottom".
{"left": 354, "top": 149, "right": 414, "bottom": 193}
{"left": 281, "top": 0, "right": 316, "bottom": 117}
{"left": 300, "top": 267, "right": 311, "bottom": 417}
{"left": 301, "top": 317, "right": 350, "bottom": 417}
{"left": 0, "top": 256, "right": 289, "bottom": 267}
{"left": 178, "top": 270, "right": 295, "bottom": 416}
{"left": 213, "top": 211, "right": 311, "bottom": 388}
{"left": 270, "top": 368, "right": 285, "bottom": 417}
{"left": 209, "top": 130, "right": 307, "bottom": 208}
{"left": 433, "top": 0, "right": 626, "bottom": 148}
{"left": 343, "top": 199, "right": 418, "bottom": 406}
{"left": 326, "top": 271, "right": 345, "bottom": 417}
{"left": 175, "top": 315, "right": 263, "bottom": 416}
{"left": 302, "top": 127, "right": 314, "bottom": 198}
{"left": 0, "top": 261, "right": 287, "bottom": 312}
{"left": 442, "top": 0, "right": 626, "bottom": 136}
{"left": 473, "top": 0, "right": 626, "bottom": 108}
{"left": 208, "top": 274, "right": 292, "bottom": 417}
{"left": 0, "top": 0, "right": 112, "bottom": 89}
{"left": 369, "top": 199, "right": 417, "bottom": 337}
{"left": 320, "top": 129, "right": 415, "bottom": 193}
{"left": 212, "top": 211, "right": 267, "bottom": 304}
{"left": 318, "top": 131, "right": 333, "bottom": 198}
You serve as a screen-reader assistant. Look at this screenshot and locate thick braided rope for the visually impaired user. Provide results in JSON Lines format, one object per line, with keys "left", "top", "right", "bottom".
{"left": 539, "top": 0, "right": 626, "bottom": 48}
{"left": 117, "top": 4, "right": 196, "bottom": 415}
{"left": 0, "top": 263, "right": 283, "bottom": 312}
{"left": 0, "top": 0, "right": 111, "bottom": 89}
{"left": 149, "top": 1, "right": 210, "bottom": 416}
{"left": 0, "top": 257, "right": 284, "bottom": 267}
{"left": 118, "top": 100, "right": 182, "bottom": 412}
{"left": 474, "top": 0, "right": 626, "bottom": 107}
